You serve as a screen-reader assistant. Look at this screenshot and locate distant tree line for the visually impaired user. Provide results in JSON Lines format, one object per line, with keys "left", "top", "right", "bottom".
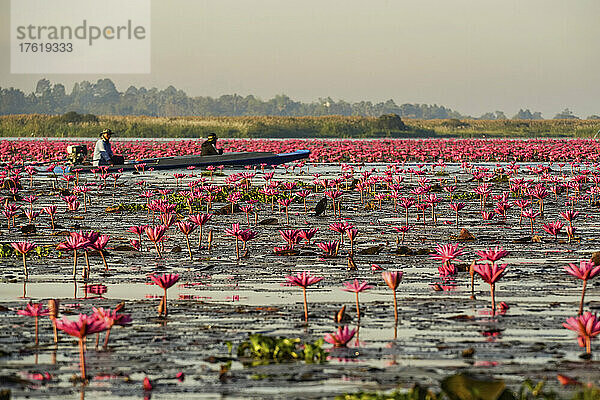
{"left": 475, "top": 108, "right": 598, "bottom": 120}
{"left": 0, "top": 78, "right": 464, "bottom": 118}
{"left": 1, "top": 79, "right": 595, "bottom": 120}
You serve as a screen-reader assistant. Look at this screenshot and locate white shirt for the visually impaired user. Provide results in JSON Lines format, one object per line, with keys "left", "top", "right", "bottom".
{"left": 93, "top": 138, "right": 113, "bottom": 166}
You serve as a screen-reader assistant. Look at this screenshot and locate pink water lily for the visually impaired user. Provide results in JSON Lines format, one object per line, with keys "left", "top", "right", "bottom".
{"left": 128, "top": 225, "right": 148, "bottom": 248}
{"left": 563, "top": 312, "right": 600, "bottom": 354}
{"left": 57, "top": 233, "right": 91, "bottom": 278}
{"left": 342, "top": 279, "right": 373, "bottom": 321}
{"left": 17, "top": 303, "right": 49, "bottom": 346}
{"left": 42, "top": 205, "right": 58, "bottom": 230}
{"left": 431, "top": 244, "right": 463, "bottom": 277}
{"left": 298, "top": 228, "right": 318, "bottom": 244}
{"left": 78, "top": 231, "right": 100, "bottom": 276}
{"left": 346, "top": 228, "right": 358, "bottom": 256}
{"left": 11, "top": 241, "right": 36, "bottom": 277}
{"left": 225, "top": 223, "right": 244, "bottom": 259}
{"left": 92, "top": 306, "right": 132, "bottom": 349}
{"left": 88, "top": 234, "right": 110, "bottom": 271}
{"left": 382, "top": 271, "right": 403, "bottom": 324}
{"left": 24, "top": 209, "right": 39, "bottom": 223}
{"left": 189, "top": 213, "right": 212, "bottom": 248}
{"left": 324, "top": 326, "right": 356, "bottom": 348}
{"left": 176, "top": 221, "right": 197, "bottom": 260}
{"left": 55, "top": 314, "right": 107, "bottom": 380}
{"left": 560, "top": 210, "right": 579, "bottom": 229}
{"left": 285, "top": 271, "right": 323, "bottom": 323}
{"left": 279, "top": 229, "right": 302, "bottom": 248}
{"left": 278, "top": 197, "right": 293, "bottom": 224}
{"left": 239, "top": 229, "right": 258, "bottom": 256}
{"left": 564, "top": 260, "right": 600, "bottom": 315}
{"left": 473, "top": 262, "right": 507, "bottom": 316}
{"left": 149, "top": 273, "right": 180, "bottom": 318}
{"left": 316, "top": 240, "right": 339, "bottom": 257}
{"left": 329, "top": 222, "right": 352, "bottom": 244}
{"left": 145, "top": 225, "right": 168, "bottom": 258}
{"left": 392, "top": 225, "right": 411, "bottom": 245}
{"left": 475, "top": 246, "right": 509, "bottom": 264}
{"left": 449, "top": 202, "right": 466, "bottom": 226}
{"left": 522, "top": 208, "right": 540, "bottom": 235}
{"left": 542, "top": 221, "right": 564, "bottom": 241}
{"left": 431, "top": 243, "right": 464, "bottom": 263}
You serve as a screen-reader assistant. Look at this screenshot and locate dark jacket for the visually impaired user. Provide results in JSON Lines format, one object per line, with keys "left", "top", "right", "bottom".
{"left": 201, "top": 140, "right": 222, "bottom": 156}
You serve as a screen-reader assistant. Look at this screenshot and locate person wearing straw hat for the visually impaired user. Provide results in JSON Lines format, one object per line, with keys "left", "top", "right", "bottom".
{"left": 93, "top": 129, "right": 115, "bottom": 166}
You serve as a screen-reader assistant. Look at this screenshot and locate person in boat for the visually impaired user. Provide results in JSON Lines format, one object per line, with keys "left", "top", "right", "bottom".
{"left": 201, "top": 133, "right": 223, "bottom": 156}
{"left": 93, "top": 129, "right": 115, "bottom": 166}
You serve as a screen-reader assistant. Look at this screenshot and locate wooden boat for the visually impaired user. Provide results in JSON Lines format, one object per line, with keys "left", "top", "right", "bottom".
{"left": 51, "top": 150, "right": 310, "bottom": 174}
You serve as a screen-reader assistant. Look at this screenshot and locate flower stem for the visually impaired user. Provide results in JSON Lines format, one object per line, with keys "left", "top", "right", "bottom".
{"left": 185, "top": 234, "right": 192, "bottom": 260}
{"left": 530, "top": 219, "right": 534, "bottom": 236}
{"left": 355, "top": 292, "right": 361, "bottom": 322}
{"left": 579, "top": 280, "right": 587, "bottom": 316}
{"left": 392, "top": 290, "right": 398, "bottom": 324}
{"left": 78, "top": 338, "right": 86, "bottom": 380}
{"left": 73, "top": 250, "right": 78, "bottom": 279}
{"left": 586, "top": 336, "right": 591, "bottom": 354}
{"left": 99, "top": 251, "right": 109, "bottom": 271}
{"left": 52, "top": 319, "right": 58, "bottom": 343}
{"left": 302, "top": 287, "right": 308, "bottom": 323}
{"left": 103, "top": 328, "right": 112, "bottom": 349}
{"left": 163, "top": 290, "right": 168, "bottom": 318}
{"left": 83, "top": 251, "right": 90, "bottom": 279}
{"left": 153, "top": 241, "right": 162, "bottom": 258}
{"left": 34, "top": 315, "right": 39, "bottom": 346}
{"left": 490, "top": 283, "right": 496, "bottom": 316}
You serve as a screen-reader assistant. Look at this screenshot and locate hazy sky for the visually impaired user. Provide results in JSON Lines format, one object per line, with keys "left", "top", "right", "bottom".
{"left": 1, "top": 0, "right": 598, "bottom": 117}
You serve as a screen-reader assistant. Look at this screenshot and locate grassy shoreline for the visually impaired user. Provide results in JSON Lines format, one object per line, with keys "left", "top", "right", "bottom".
{"left": 1, "top": 114, "right": 599, "bottom": 138}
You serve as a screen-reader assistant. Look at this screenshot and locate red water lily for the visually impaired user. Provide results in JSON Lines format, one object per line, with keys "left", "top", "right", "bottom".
{"left": 55, "top": 314, "right": 107, "bottom": 380}
{"left": 149, "top": 273, "right": 180, "bottom": 318}
{"left": 382, "top": 271, "right": 403, "bottom": 324}
{"left": 341, "top": 279, "right": 373, "bottom": 321}
{"left": 473, "top": 262, "right": 507, "bottom": 316}
{"left": 563, "top": 312, "right": 600, "bottom": 354}
{"left": 564, "top": 260, "right": 600, "bottom": 315}
{"left": 11, "top": 241, "right": 36, "bottom": 277}
{"left": 285, "top": 271, "right": 323, "bottom": 323}
{"left": 324, "top": 326, "right": 356, "bottom": 348}
{"left": 17, "top": 303, "right": 49, "bottom": 346}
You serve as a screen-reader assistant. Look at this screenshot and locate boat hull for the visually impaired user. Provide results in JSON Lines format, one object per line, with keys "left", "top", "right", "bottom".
{"left": 51, "top": 150, "right": 310, "bottom": 174}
